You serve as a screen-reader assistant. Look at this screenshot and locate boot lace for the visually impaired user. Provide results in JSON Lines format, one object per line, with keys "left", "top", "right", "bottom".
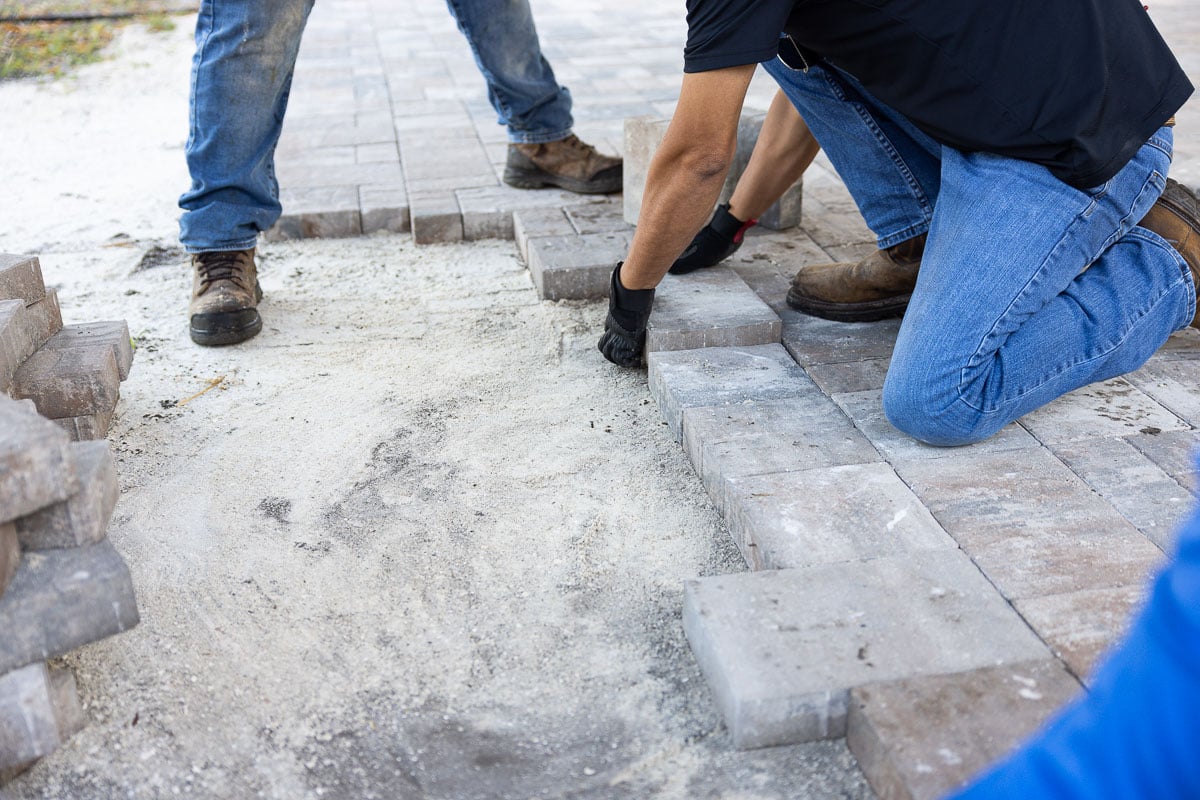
{"left": 195, "top": 250, "right": 251, "bottom": 292}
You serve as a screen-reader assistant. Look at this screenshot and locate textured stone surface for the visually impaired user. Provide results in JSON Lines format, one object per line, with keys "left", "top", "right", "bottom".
{"left": 0, "top": 254, "right": 46, "bottom": 305}
{"left": 0, "top": 539, "right": 139, "bottom": 675}
{"left": 409, "top": 190, "right": 464, "bottom": 244}
{"left": 1126, "top": 428, "right": 1200, "bottom": 495}
{"left": 0, "top": 663, "right": 84, "bottom": 773}
{"left": 1019, "top": 378, "right": 1189, "bottom": 444}
{"left": 0, "top": 399, "right": 77, "bottom": 523}
{"left": 11, "top": 345, "right": 121, "bottom": 420}
{"left": 1126, "top": 357, "right": 1200, "bottom": 427}
{"left": 847, "top": 661, "right": 1081, "bottom": 800}
{"left": 723, "top": 464, "right": 955, "bottom": 570}
{"left": 1014, "top": 584, "right": 1148, "bottom": 683}
{"left": 718, "top": 111, "right": 803, "bottom": 231}
{"left": 0, "top": 299, "right": 39, "bottom": 393}
{"left": 457, "top": 186, "right": 593, "bottom": 242}
{"left": 359, "top": 184, "right": 411, "bottom": 234}
{"left": 622, "top": 115, "right": 669, "bottom": 226}
{"left": 897, "top": 450, "right": 1166, "bottom": 601}
{"left": 271, "top": 186, "right": 363, "bottom": 240}
{"left": 513, "top": 206, "right": 574, "bottom": 264}
{"left": 782, "top": 315, "right": 901, "bottom": 367}
{"left": 682, "top": 550, "right": 1049, "bottom": 749}
{"left": 563, "top": 199, "right": 631, "bottom": 235}
{"left": 0, "top": 523, "right": 16, "bottom": 597}
{"left": 648, "top": 343, "right": 819, "bottom": 439}
{"left": 646, "top": 269, "right": 782, "bottom": 353}
{"left": 15, "top": 441, "right": 117, "bottom": 551}
{"left": 526, "top": 230, "right": 631, "bottom": 301}
{"left": 24, "top": 288, "right": 63, "bottom": 352}
{"left": 1054, "top": 437, "right": 1193, "bottom": 550}
{"left": 49, "top": 406, "right": 117, "bottom": 442}
{"left": 41, "top": 321, "right": 134, "bottom": 381}
{"left": 681, "top": 394, "right": 880, "bottom": 515}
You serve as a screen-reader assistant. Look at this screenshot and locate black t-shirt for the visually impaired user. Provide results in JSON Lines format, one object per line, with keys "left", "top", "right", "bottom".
{"left": 683, "top": 0, "right": 1193, "bottom": 188}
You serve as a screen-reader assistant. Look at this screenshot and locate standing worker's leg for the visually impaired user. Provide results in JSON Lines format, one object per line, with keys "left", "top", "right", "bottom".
{"left": 179, "top": 0, "right": 314, "bottom": 346}
{"left": 883, "top": 129, "right": 1197, "bottom": 445}
{"left": 444, "top": 0, "right": 622, "bottom": 194}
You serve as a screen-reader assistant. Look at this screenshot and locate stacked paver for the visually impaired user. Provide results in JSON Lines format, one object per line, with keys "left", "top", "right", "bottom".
{"left": 1, "top": 254, "right": 139, "bottom": 783}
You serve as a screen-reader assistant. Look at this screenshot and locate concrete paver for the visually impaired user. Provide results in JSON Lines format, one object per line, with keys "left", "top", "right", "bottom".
{"left": 646, "top": 269, "right": 782, "bottom": 353}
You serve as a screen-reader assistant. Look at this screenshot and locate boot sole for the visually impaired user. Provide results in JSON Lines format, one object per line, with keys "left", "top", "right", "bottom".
{"left": 785, "top": 289, "right": 910, "bottom": 322}
{"left": 503, "top": 166, "right": 622, "bottom": 195}
{"left": 190, "top": 309, "right": 263, "bottom": 346}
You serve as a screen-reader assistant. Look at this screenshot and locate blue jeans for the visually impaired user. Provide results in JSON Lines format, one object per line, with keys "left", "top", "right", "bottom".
{"left": 767, "top": 60, "right": 1192, "bottom": 445}
{"left": 444, "top": 0, "right": 574, "bottom": 144}
{"left": 179, "top": 0, "right": 573, "bottom": 253}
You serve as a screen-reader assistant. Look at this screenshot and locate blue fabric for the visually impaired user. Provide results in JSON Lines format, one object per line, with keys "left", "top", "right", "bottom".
{"left": 947, "top": 473, "right": 1200, "bottom": 799}
{"left": 179, "top": 0, "right": 573, "bottom": 252}
{"left": 767, "top": 60, "right": 1191, "bottom": 446}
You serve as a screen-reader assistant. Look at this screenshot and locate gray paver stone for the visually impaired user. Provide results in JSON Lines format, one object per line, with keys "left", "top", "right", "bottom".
{"left": 49, "top": 406, "right": 116, "bottom": 442}
{"left": 896, "top": 449, "right": 1166, "bottom": 601}
{"left": 1126, "top": 358, "right": 1200, "bottom": 427}
{"left": 0, "top": 663, "right": 84, "bottom": 772}
{"left": 24, "top": 289, "right": 63, "bottom": 352}
{"left": 14, "top": 441, "right": 117, "bottom": 551}
{"left": 832, "top": 390, "right": 1041, "bottom": 463}
{"left": 646, "top": 269, "right": 782, "bottom": 353}
{"left": 622, "top": 116, "right": 669, "bottom": 226}
{"left": 0, "top": 399, "right": 78, "bottom": 523}
{"left": 513, "top": 207, "right": 574, "bottom": 264}
{"left": 682, "top": 550, "right": 1049, "bottom": 749}
{"left": 409, "top": 190, "right": 464, "bottom": 244}
{"left": 805, "top": 358, "right": 891, "bottom": 394}
{"left": 41, "top": 321, "right": 134, "bottom": 382}
{"left": 723, "top": 464, "right": 955, "bottom": 570}
{"left": 0, "top": 539, "right": 139, "bottom": 675}
{"left": 1014, "top": 584, "right": 1148, "bottom": 683}
{"left": 0, "top": 523, "right": 16, "bottom": 597}
{"left": 1019, "top": 378, "right": 1188, "bottom": 444}
{"left": 782, "top": 316, "right": 902, "bottom": 367}
{"left": 717, "top": 111, "right": 804, "bottom": 231}
{"left": 1054, "top": 437, "right": 1193, "bottom": 550}
{"left": 11, "top": 345, "right": 121, "bottom": 421}
{"left": 526, "top": 231, "right": 631, "bottom": 301}
{"left": 564, "top": 200, "right": 633, "bottom": 235}
{"left": 0, "top": 255, "right": 46, "bottom": 305}
{"left": 1126, "top": 429, "right": 1200, "bottom": 495}
{"left": 359, "top": 184, "right": 411, "bottom": 234}
{"left": 847, "top": 661, "right": 1081, "bottom": 800}
{"left": 271, "top": 186, "right": 363, "bottom": 240}
{"left": 457, "top": 186, "right": 595, "bottom": 241}
{"left": 648, "top": 343, "right": 819, "bottom": 440}
{"left": 680, "top": 394, "right": 880, "bottom": 515}
{"left": 0, "top": 300, "right": 39, "bottom": 394}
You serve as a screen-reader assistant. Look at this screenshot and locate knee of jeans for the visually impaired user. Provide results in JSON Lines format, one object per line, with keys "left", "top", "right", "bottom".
{"left": 881, "top": 373, "right": 990, "bottom": 448}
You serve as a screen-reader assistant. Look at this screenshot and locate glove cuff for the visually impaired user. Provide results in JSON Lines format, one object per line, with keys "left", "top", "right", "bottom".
{"left": 710, "top": 203, "right": 757, "bottom": 244}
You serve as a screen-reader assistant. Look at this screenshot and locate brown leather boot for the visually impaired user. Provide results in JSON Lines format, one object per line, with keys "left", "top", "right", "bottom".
{"left": 786, "top": 234, "right": 927, "bottom": 321}
{"left": 188, "top": 248, "right": 263, "bottom": 346}
{"left": 1138, "top": 178, "right": 1200, "bottom": 328}
{"left": 503, "top": 133, "right": 622, "bottom": 194}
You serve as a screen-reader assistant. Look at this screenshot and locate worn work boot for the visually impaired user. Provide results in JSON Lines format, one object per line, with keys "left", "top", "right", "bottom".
{"left": 188, "top": 248, "right": 263, "bottom": 346}
{"left": 786, "top": 234, "right": 927, "bottom": 322}
{"left": 1139, "top": 178, "right": 1200, "bottom": 328}
{"left": 504, "top": 133, "right": 622, "bottom": 194}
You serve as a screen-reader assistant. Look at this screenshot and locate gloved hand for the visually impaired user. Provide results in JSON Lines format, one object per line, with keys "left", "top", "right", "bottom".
{"left": 598, "top": 263, "right": 655, "bottom": 368}
{"left": 668, "top": 204, "right": 757, "bottom": 275}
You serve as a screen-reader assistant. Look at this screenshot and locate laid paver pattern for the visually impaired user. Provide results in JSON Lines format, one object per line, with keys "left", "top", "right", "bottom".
{"left": 273, "top": 0, "right": 1200, "bottom": 796}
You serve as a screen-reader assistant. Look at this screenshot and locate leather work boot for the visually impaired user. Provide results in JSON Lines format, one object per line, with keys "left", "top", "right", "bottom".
{"left": 503, "top": 133, "right": 622, "bottom": 194}
{"left": 1139, "top": 178, "right": 1200, "bottom": 328}
{"left": 188, "top": 248, "right": 263, "bottom": 346}
{"left": 786, "top": 234, "right": 927, "bottom": 322}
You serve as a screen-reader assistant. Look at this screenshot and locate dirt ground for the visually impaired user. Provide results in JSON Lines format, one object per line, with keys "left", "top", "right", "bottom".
{"left": 0, "top": 20, "right": 873, "bottom": 800}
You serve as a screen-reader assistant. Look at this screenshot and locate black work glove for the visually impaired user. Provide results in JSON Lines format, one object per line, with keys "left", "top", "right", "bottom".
{"left": 598, "top": 263, "right": 655, "bottom": 368}
{"left": 668, "top": 204, "right": 757, "bottom": 275}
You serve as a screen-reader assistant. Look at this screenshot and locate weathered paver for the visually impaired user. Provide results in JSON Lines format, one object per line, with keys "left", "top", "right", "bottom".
{"left": 40, "top": 321, "right": 134, "bottom": 382}
{"left": 622, "top": 115, "right": 669, "bottom": 226}
{"left": 14, "top": 441, "right": 118, "bottom": 551}
{"left": 1126, "top": 356, "right": 1200, "bottom": 427}
{"left": 1012, "top": 585, "right": 1148, "bottom": 683}
{"left": 457, "top": 186, "right": 598, "bottom": 241}
{"left": 0, "top": 663, "right": 84, "bottom": 773}
{"left": 682, "top": 549, "right": 1049, "bottom": 749}
{"left": 847, "top": 660, "right": 1082, "bottom": 800}
{"left": 646, "top": 269, "right": 782, "bottom": 353}
{"left": 0, "top": 399, "right": 78, "bottom": 523}
{"left": 0, "top": 522, "right": 17, "bottom": 596}
{"left": 23, "top": 288, "right": 63, "bottom": 348}
{"left": 648, "top": 343, "right": 819, "bottom": 439}
{"left": 896, "top": 449, "right": 1166, "bottom": 601}
{"left": 49, "top": 407, "right": 117, "bottom": 442}
{"left": 0, "top": 254, "right": 46, "bottom": 305}
{"left": 681, "top": 394, "right": 880, "bottom": 515}
{"left": 269, "top": 186, "right": 362, "bottom": 240}
{"left": 513, "top": 206, "right": 575, "bottom": 264}
{"left": 1125, "top": 428, "right": 1200, "bottom": 494}
{"left": 526, "top": 230, "right": 631, "bottom": 301}
{"left": 723, "top": 463, "right": 954, "bottom": 571}
{"left": 717, "top": 110, "right": 804, "bottom": 230}
{"left": 0, "top": 299, "right": 39, "bottom": 393}
{"left": 0, "top": 539, "right": 139, "bottom": 675}
{"left": 11, "top": 345, "right": 121, "bottom": 421}
{"left": 1018, "top": 377, "right": 1190, "bottom": 445}
{"left": 782, "top": 316, "right": 902, "bottom": 367}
